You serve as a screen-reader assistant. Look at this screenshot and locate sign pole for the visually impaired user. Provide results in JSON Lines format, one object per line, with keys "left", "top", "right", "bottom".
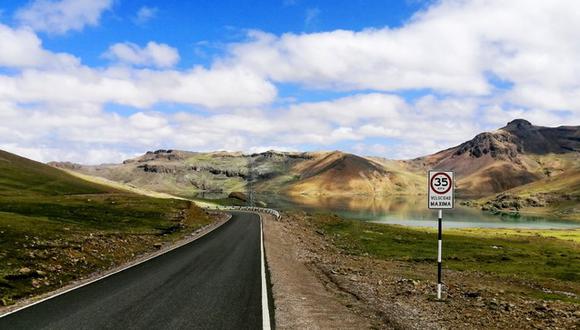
{"left": 437, "top": 209, "right": 442, "bottom": 300}
{"left": 428, "top": 170, "right": 453, "bottom": 300}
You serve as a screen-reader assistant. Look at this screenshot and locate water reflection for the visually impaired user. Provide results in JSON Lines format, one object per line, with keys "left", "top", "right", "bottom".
{"left": 259, "top": 194, "right": 580, "bottom": 229}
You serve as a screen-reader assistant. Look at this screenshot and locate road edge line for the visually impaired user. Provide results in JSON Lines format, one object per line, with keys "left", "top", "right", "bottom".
{"left": 0, "top": 212, "right": 233, "bottom": 318}
{"left": 260, "top": 214, "right": 272, "bottom": 330}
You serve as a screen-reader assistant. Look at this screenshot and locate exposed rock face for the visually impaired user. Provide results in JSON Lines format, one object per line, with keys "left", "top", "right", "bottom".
{"left": 136, "top": 164, "right": 178, "bottom": 174}
{"left": 124, "top": 149, "right": 195, "bottom": 164}
{"left": 413, "top": 119, "right": 579, "bottom": 196}
{"left": 454, "top": 131, "right": 521, "bottom": 162}
{"left": 502, "top": 119, "right": 580, "bottom": 154}
{"left": 452, "top": 119, "right": 579, "bottom": 162}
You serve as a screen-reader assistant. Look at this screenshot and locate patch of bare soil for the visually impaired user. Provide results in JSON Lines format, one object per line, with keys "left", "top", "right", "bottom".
{"left": 263, "top": 214, "right": 375, "bottom": 329}
{"left": 264, "top": 212, "right": 580, "bottom": 329}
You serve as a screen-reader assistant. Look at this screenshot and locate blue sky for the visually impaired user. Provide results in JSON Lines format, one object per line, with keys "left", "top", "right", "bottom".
{"left": 2, "top": 1, "right": 426, "bottom": 68}
{"left": 0, "top": 0, "right": 578, "bottom": 164}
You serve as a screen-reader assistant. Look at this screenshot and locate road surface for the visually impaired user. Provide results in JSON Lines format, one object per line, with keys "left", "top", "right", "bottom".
{"left": 1, "top": 212, "right": 265, "bottom": 330}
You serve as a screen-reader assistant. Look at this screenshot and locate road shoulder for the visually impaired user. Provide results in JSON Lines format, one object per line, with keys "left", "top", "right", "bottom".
{"left": 263, "top": 213, "right": 374, "bottom": 329}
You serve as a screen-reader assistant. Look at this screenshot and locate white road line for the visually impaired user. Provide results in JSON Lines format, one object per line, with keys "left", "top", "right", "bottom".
{"left": 0, "top": 214, "right": 232, "bottom": 318}
{"left": 260, "top": 214, "right": 272, "bottom": 330}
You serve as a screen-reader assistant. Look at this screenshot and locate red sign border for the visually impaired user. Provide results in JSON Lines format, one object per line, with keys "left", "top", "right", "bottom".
{"left": 430, "top": 172, "right": 453, "bottom": 195}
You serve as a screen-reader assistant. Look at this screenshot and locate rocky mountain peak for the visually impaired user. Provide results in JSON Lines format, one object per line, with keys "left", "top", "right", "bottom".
{"left": 453, "top": 131, "right": 520, "bottom": 161}
{"left": 505, "top": 119, "right": 533, "bottom": 131}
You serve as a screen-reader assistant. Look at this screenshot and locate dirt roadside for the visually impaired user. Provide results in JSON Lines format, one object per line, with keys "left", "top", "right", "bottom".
{"left": 263, "top": 213, "right": 376, "bottom": 329}
{"left": 263, "top": 212, "right": 579, "bottom": 329}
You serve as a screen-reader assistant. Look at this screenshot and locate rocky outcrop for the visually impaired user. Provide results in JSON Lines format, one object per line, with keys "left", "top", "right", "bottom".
{"left": 454, "top": 131, "right": 521, "bottom": 163}
{"left": 136, "top": 164, "right": 178, "bottom": 174}
{"left": 124, "top": 149, "right": 195, "bottom": 164}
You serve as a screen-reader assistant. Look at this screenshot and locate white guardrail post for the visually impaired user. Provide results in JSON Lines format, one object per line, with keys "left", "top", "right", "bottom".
{"left": 215, "top": 205, "right": 281, "bottom": 220}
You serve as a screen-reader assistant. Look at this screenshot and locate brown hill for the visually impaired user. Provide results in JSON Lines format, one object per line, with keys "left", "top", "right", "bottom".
{"left": 412, "top": 119, "right": 579, "bottom": 197}
{"left": 287, "top": 151, "right": 423, "bottom": 196}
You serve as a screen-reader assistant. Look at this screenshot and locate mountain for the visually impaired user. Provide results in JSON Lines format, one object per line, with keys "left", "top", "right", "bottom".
{"left": 48, "top": 119, "right": 579, "bottom": 200}
{"left": 51, "top": 150, "right": 425, "bottom": 198}
{"left": 411, "top": 119, "right": 580, "bottom": 197}
{"left": 286, "top": 151, "right": 424, "bottom": 196}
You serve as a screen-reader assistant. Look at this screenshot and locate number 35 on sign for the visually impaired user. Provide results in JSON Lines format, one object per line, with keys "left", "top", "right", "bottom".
{"left": 428, "top": 171, "right": 454, "bottom": 209}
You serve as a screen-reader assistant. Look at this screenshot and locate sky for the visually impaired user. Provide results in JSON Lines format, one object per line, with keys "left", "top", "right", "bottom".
{"left": 0, "top": 0, "right": 578, "bottom": 164}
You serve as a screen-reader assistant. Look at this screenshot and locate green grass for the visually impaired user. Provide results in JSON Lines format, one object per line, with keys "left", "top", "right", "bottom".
{"left": 312, "top": 214, "right": 580, "bottom": 293}
{"left": 0, "top": 150, "right": 111, "bottom": 197}
{"left": 0, "top": 150, "right": 212, "bottom": 305}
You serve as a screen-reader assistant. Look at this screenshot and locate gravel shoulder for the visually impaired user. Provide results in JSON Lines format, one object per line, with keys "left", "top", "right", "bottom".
{"left": 263, "top": 211, "right": 579, "bottom": 329}
{"left": 263, "top": 213, "right": 375, "bottom": 329}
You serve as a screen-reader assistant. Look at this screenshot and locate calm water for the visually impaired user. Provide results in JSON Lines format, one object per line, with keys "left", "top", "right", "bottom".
{"left": 258, "top": 194, "right": 580, "bottom": 229}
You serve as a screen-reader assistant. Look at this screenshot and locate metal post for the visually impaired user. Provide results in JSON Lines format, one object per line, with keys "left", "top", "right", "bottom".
{"left": 437, "top": 209, "right": 443, "bottom": 300}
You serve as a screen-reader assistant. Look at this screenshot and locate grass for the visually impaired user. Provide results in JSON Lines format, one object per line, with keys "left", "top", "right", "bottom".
{"left": 310, "top": 213, "right": 580, "bottom": 301}
{"left": 475, "top": 153, "right": 580, "bottom": 220}
{"left": 0, "top": 150, "right": 213, "bottom": 306}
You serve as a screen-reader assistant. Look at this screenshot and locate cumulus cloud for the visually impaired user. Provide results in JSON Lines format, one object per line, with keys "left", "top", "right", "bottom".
{"left": 15, "top": 0, "right": 113, "bottom": 34}
{"left": 2, "top": 0, "right": 580, "bottom": 163}
{"left": 0, "top": 66, "right": 277, "bottom": 109}
{"left": 0, "top": 21, "right": 275, "bottom": 109}
{"left": 226, "top": 0, "right": 580, "bottom": 107}
{"left": 0, "top": 23, "right": 79, "bottom": 68}
{"left": 104, "top": 42, "right": 180, "bottom": 68}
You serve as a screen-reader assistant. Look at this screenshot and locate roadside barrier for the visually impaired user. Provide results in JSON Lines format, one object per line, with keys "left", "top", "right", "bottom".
{"left": 210, "top": 205, "right": 281, "bottom": 220}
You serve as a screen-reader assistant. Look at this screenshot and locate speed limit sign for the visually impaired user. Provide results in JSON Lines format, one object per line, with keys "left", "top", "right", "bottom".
{"left": 428, "top": 171, "right": 454, "bottom": 209}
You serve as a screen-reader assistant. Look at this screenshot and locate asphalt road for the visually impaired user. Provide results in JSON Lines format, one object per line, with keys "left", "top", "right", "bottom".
{"left": 1, "top": 212, "right": 264, "bottom": 330}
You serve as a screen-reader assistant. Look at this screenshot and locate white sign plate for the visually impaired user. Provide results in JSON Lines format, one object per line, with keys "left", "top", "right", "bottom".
{"left": 428, "top": 171, "right": 454, "bottom": 209}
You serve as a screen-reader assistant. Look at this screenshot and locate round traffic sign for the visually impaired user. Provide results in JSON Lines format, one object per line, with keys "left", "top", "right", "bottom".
{"left": 430, "top": 172, "right": 452, "bottom": 194}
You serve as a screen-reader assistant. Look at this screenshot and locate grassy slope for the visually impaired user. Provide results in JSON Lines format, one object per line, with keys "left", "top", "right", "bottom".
{"left": 0, "top": 150, "right": 212, "bottom": 306}
{"left": 476, "top": 154, "right": 580, "bottom": 220}
{"left": 311, "top": 213, "right": 579, "bottom": 302}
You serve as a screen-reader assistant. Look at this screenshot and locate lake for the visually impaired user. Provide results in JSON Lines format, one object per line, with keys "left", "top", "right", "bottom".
{"left": 258, "top": 194, "right": 580, "bottom": 229}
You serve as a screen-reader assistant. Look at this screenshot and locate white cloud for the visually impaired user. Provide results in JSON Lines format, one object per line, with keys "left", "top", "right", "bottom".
{"left": 227, "top": 29, "right": 488, "bottom": 94}
{"left": 104, "top": 42, "right": 180, "bottom": 68}
{"left": 249, "top": 146, "right": 298, "bottom": 153}
{"left": 0, "top": 65, "right": 276, "bottom": 109}
{"left": 0, "top": 23, "right": 79, "bottom": 68}
{"left": 0, "top": 90, "right": 568, "bottom": 165}
{"left": 352, "top": 143, "right": 390, "bottom": 157}
{"left": 1, "top": 0, "right": 580, "bottom": 163}
{"left": 482, "top": 106, "right": 573, "bottom": 128}
{"left": 134, "top": 6, "right": 158, "bottom": 25}
{"left": 15, "top": 0, "right": 113, "bottom": 34}
{"left": 225, "top": 0, "right": 580, "bottom": 110}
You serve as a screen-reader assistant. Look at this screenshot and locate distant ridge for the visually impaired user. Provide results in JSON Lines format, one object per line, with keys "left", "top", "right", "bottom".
{"left": 47, "top": 119, "right": 579, "bottom": 198}
{"left": 412, "top": 119, "right": 579, "bottom": 196}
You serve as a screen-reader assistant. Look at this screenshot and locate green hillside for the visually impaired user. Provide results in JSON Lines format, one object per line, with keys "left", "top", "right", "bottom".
{"left": 0, "top": 150, "right": 212, "bottom": 306}
{"left": 0, "top": 150, "right": 111, "bottom": 196}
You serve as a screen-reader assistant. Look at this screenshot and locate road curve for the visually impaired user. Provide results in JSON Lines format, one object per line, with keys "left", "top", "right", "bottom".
{"left": 1, "top": 212, "right": 264, "bottom": 330}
